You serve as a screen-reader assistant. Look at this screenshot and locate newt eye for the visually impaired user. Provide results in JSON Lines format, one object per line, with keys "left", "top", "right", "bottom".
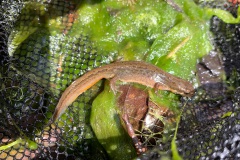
{"left": 184, "top": 90, "right": 195, "bottom": 97}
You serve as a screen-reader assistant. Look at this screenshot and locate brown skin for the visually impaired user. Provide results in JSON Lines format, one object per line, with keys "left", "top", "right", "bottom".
{"left": 118, "top": 85, "right": 149, "bottom": 154}
{"left": 117, "top": 85, "right": 149, "bottom": 130}
{"left": 118, "top": 85, "right": 175, "bottom": 154}
{"left": 50, "top": 61, "right": 194, "bottom": 122}
{"left": 122, "top": 113, "right": 147, "bottom": 154}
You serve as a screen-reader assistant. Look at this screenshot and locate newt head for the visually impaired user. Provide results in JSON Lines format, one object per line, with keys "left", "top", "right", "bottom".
{"left": 170, "top": 78, "right": 195, "bottom": 97}
{"left": 154, "top": 75, "right": 194, "bottom": 97}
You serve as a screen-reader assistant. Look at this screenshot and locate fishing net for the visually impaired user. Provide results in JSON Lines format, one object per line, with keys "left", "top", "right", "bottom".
{"left": 1, "top": 0, "right": 240, "bottom": 159}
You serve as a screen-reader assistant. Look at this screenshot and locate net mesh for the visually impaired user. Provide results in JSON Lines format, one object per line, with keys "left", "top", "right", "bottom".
{"left": 1, "top": 0, "right": 240, "bottom": 159}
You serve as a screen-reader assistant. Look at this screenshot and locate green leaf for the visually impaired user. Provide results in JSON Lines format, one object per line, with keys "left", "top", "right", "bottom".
{"left": 221, "top": 111, "right": 232, "bottom": 119}
{"left": 147, "top": 19, "right": 212, "bottom": 79}
{"left": 0, "top": 139, "right": 23, "bottom": 151}
{"left": 90, "top": 82, "right": 137, "bottom": 160}
{"left": 206, "top": 7, "right": 240, "bottom": 24}
{"left": 171, "top": 103, "right": 186, "bottom": 160}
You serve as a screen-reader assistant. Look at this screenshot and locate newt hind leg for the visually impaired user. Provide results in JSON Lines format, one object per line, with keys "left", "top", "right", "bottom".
{"left": 122, "top": 113, "right": 147, "bottom": 154}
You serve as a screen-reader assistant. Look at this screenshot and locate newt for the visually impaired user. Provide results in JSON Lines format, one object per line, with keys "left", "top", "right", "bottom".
{"left": 50, "top": 61, "right": 194, "bottom": 122}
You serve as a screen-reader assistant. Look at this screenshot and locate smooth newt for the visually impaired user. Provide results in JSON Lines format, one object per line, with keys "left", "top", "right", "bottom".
{"left": 51, "top": 61, "right": 194, "bottom": 122}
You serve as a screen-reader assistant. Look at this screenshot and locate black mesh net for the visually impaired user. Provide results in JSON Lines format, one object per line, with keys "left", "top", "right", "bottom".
{"left": 1, "top": 0, "right": 240, "bottom": 159}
